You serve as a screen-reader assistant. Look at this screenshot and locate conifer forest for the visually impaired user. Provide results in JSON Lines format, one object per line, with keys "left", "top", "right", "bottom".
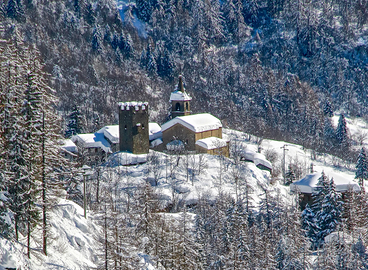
{"left": 2, "top": 0, "right": 368, "bottom": 269}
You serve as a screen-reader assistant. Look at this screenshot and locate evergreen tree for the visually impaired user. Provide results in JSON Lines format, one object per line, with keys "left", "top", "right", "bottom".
{"left": 317, "top": 178, "right": 343, "bottom": 247}
{"left": 323, "top": 100, "right": 334, "bottom": 117}
{"left": 136, "top": 0, "right": 155, "bottom": 23}
{"left": 92, "top": 25, "right": 102, "bottom": 53}
{"left": 355, "top": 147, "right": 368, "bottom": 187}
{"left": 85, "top": 3, "right": 96, "bottom": 25}
{"left": 336, "top": 113, "right": 350, "bottom": 154}
{"left": 6, "top": 0, "right": 24, "bottom": 21}
{"left": 65, "top": 105, "right": 83, "bottom": 138}
{"left": 285, "top": 163, "right": 297, "bottom": 185}
{"left": 323, "top": 116, "right": 336, "bottom": 152}
{"left": 311, "top": 171, "right": 329, "bottom": 248}
{"left": 301, "top": 203, "right": 319, "bottom": 248}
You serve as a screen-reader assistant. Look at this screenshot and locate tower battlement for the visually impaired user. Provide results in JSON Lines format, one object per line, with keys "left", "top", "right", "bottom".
{"left": 119, "top": 101, "right": 148, "bottom": 112}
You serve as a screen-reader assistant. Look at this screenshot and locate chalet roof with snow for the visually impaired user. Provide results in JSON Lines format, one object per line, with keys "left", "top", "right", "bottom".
{"left": 97, "top": 125, "right": 119, "bottom": 144}
{"left": 253, "top": 153, "right": 273, "bottom": 170}
{"left": 71, "top": 133, "right": 112, "bottom": 153}
{"left": 290, "top": 172, "right": 361, "bottom": 194}
{"left": 196, "top": 137, "right": 228, "bottom": 150}
{"left": 148, "top": 122, "right": 162, "bottom": 141}
{"left": 60, "top": 139, "right": 78, "bottom": 153}
{"left": 240, "top": 149, "right": 257, "bottom": 162}
{"left": 161, "top": 113, "right": 222, "bottom": 133}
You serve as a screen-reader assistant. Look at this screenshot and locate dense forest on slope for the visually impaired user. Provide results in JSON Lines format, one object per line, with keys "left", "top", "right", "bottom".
{"left": 1, "top": 0, "right": 368, "bottom": 159}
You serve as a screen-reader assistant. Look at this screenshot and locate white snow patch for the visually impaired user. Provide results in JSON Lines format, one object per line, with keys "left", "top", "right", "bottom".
{"left": 110, "top": 152, "right": 148, "bottom": 165}
{"left": 161, "top": 113, "right": 222, "bottom": 133}
{"left": 149, "top": 122, "right": 162, "bottom": 141}
{"left": 59, "top": 139, "right": 78, "bottom": 153}
{"left": 195, "top": 137, "right": 228, "bottom": 150}
{"left": 97, "top": 125, "right": 119, "bottom": 144}
{"left": 170, "top": 90, "right": 192, "bottom": 102}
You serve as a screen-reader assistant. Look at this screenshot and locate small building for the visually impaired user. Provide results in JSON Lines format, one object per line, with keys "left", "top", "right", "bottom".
{"left": 71, "top": 133, "right": 111, "bottom": 164}
{"left": 195, "top": 137, "right": 229, "bottom": 157}
{"left": 96, "top": 125, "right": 119, "bottom": 153}
{"left": 118, "top": 101, "right": 149, "bottom": 154}
{"left": 290, "top": 172, "right": 361, "bottom": 209}
{"left": 59, "top": 139, "right": 78, "bottom": 160}
{"left": 239, "top": 149, "right": 272, "bottom": 171}
{"left": 161, "top": 113, "right": 229, "bottom": 157}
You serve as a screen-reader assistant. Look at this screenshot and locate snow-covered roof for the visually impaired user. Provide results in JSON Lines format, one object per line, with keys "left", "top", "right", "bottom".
{"left": 60, "top": 139, "right": 78, "bottom": 153}
{"left": 71, "top": 133, "right": 112, "bottom": 153}
{"left": 97, "top": 125, "right": 119, "bottom": 144}
{"left": 161, "top": 113, "right": 222, "bottom": 133}
{"left": 254, "top": 153, "right": 273, "bottom": 170}
{"left": 118, "top": 101, "right": 148, "bottom": 111}
{"left": 170, "top": 90, "right": 192, "bottom": 102}
{"left": 290, "top": 172, "right": 361, "bottom": 194}
{"left": 241, "top": 149, "right": 256, "bottom": 162}
{"left": 149, "top": 122, "right": 162, "bottom": 141}
{"left": 151, "top": 138, "right": 163, "bottom": 147}
{"left": 196, "top": 137, "right": 228, "bottom": 150}
{"left": 109, "top": 152, "right": 147, "bottom": 166}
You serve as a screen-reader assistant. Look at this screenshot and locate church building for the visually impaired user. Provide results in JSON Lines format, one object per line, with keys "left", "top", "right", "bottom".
{"left": 160, "top": 76, "right": 229, "bottom": 157}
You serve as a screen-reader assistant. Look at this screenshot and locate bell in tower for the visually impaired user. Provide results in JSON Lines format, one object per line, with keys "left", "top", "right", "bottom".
{"left": 170, "top": 75, "right": 192, "bottom": 119}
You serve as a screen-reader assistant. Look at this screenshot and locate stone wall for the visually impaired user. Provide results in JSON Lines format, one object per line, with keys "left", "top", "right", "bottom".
{"left": 119, "top": 105, "right": 149, "bottom": 154}
{"left": 162, "top": 124, "right": 197, "bottom": 151}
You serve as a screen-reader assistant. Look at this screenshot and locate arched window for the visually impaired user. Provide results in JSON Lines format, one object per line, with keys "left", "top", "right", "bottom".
{"left": 185, "top": 103, "right": 189, "bottom": 111}
{"left": 124, "top": 125, "right": 127, "bottom": 131}
{"left": 175, "top": 103, "right": 181, "bottom": 111}
{"left": 142, "top": 124, "right": 145, "bottom": 129}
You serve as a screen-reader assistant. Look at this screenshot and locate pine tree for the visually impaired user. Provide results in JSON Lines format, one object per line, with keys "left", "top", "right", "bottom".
{"left": 6, "top": 0, "right": 24, "bottom": 21}
{"left": 285, "top": 163, "right": 297, "bottom": 185}
{"left": 355, "top": 147, "right": 368, "bottom": 187}
{"left": 311, "top": 171, "right": 330, "bottom": 248}
{"left": 301, "top": 203, "right": 319, "bottom": 248}
{"left": 136, "top": 0, "right": 155, "bottom": 23}
{"left": 317, "top": 178, "right": 343, "bottom": 247}
{"left": 336, "top": 113, "right": 350, "bottom": 154}
{"left": 65, "top": 105, "right": 83, "bottom": 138}
{"left": 92, "top": 25, "right": 102, "bottom": 53}
{"left": 323, "top": 100, "right": 334, "bottom": 117}
{"left": 85, "top": 3, "right": 96, "bottom": 25}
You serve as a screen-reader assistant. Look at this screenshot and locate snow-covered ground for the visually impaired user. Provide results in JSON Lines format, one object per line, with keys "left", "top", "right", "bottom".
{"left": 0, "top": 199, "right": 99, "bottom": 270}
{"left": 1, "top": 117, "right": 365, "bottom": 269}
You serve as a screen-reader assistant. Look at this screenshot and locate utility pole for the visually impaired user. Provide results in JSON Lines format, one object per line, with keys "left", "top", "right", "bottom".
{"left": 280, "top": 145, "right": 289, "bottom": 184}
{"left": 82, "top": 165, "right": 92, "bottom": 218}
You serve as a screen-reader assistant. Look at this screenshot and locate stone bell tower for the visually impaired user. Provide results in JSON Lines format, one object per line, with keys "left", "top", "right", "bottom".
{"left": 170, "top": 75, "right": 192, "bottom": 119}
{"left": 118, "top": 102, "right": 149, "bottom": 154}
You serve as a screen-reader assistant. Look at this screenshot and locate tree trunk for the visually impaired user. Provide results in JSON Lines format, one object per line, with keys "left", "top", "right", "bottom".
{"left": 42, "top": 111, "right": 47, "bottom": 256}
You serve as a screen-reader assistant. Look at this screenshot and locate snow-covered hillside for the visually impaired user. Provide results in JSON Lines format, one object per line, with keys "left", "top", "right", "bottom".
{"left": 0, "top": 199, "right": 99, "bottom": 270}
{"left": 1, "top": 123, "right": 364, "bottom": 269}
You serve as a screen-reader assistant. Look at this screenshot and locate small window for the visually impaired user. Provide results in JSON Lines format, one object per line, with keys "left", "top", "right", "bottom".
{"left": 142, "top": 124, "right": 145, "bottom": 129}
{"left": 186, "top": 103, "right": 189, "bottom": 111}
{"left": 175, "top": 103, "right": 181, "bottom": 111}
{"left": 124, "top": 125, "right": 127, "bottom": 130}
{"left": 95, "top": 148, "right": 98, "bottom": 153}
